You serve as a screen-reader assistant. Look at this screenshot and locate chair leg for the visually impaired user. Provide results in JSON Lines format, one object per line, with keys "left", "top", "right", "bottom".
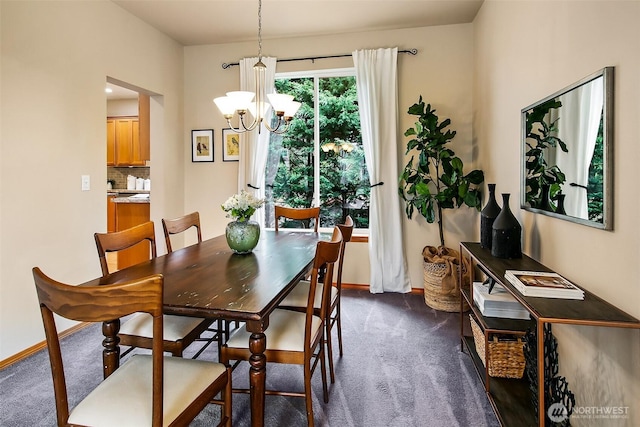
{"left": 224, "top": 366, "right": 233, "bottom": 427}
{"left": 304, "top": 356, "right": 316, "bottom": 427}
{"left": 336, "top": 302, "right": 343, "bottom": 357}
{"left": 217, "top": 319, "right": 225, "bottom": 358}
{"left": 319, "top": 338, "right": 329, "bottom": 404}
{"left": 325, "top": 318, "right": 335, "bottom": 384}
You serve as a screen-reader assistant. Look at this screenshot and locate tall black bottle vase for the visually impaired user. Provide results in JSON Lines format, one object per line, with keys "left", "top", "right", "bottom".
{"left": 540, "top": 183, "right": 552, "bottom": 211}
{"left": 491, "top": 193, "right": 522, "bottom": 259}
{"left": 480, "top": 183, "right": 501, "bottom": 249}
{"left": 555, "top": 193, "right": 567, "bottom": 215}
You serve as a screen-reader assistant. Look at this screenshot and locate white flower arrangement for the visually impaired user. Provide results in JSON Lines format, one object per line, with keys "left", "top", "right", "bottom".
{"left": 221, "top": 190, "right": 265, "bottom": 222}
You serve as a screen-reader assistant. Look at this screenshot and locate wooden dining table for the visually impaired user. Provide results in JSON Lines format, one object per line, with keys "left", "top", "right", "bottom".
{"left": 81, "top": 229, "right": 323, "bottom": 427}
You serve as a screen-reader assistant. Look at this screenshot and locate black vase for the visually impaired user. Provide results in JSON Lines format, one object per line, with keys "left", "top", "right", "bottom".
{"left": 555, "top": 193, "right": 566, "bottom": 215}
{"left": 480, "top": 183, "right": 501, "bottom": 249}
{"left": 540, "top": 184, "right": 552, "bottom": 211}
{"left": 491, "top": 193, "right": 522, "bottom": 259}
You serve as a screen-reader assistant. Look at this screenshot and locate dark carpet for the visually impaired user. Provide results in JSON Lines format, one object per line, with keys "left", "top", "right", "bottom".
{"left": 0, "top": 288, "right": 499, "bottom": 426}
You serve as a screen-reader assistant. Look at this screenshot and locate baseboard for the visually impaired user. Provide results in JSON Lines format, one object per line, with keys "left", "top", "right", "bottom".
{"left": 0, "top": 322, "right": 91, "bottom": 370}
{"left": 342, "top": 282, "right": 424, "bottom": 295}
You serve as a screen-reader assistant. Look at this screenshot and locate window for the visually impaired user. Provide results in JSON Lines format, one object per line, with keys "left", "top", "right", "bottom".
{"left": 264, "top": 68, "right": 370, "bottom": 230}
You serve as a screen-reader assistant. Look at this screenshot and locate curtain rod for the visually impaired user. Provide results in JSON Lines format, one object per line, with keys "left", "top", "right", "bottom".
{"left": 221, "top": 48, "right": 417, "bottom": 69}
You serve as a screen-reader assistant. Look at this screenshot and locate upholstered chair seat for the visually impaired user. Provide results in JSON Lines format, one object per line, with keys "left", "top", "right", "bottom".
{"left": 68, "top": 355, "right": 228, "bottom": 426}
{"left": 279, "top": 280, "right": 338, "bottom": 310}
{"left": 119, "top": 313, "right": 210, "bottom": 343}
{"left": 225, "top": 309, "right": 322, "bottom": 353}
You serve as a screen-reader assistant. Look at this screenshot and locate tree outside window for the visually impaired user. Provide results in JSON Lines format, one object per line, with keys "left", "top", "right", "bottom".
{"left": 264, "top": 72, "right": 370, "bottom": 229}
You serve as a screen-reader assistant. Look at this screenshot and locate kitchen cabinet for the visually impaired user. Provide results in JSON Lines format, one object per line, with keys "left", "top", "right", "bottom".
{"left": 115, "top": 118, "right": 141, "bottom": 166}
{"left": 107, "top": 116, "right": 148, "bottom": 166}
{"left": 114, "top": 201, "right": 150, "bottom": 270}
{"left": 138, "top": 94, "right": 150, "bottom": 160}
{"left": 106, "top": 119, "right": 116, "bottom": 166}
{"left": 107, "top": 195, "right": 116, "bottom": 232}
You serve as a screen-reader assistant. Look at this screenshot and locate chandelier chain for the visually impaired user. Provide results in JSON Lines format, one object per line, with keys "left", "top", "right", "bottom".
{"left": 257, "top": 0, "right": 263, "bottom": 60}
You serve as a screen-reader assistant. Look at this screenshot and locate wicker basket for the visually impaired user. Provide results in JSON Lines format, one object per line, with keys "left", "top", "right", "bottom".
{"left": 423, "top": 261, "right": 469, "bottom": 312}
{"left": 469, "top": 315, "right": 526, "bottom": 379}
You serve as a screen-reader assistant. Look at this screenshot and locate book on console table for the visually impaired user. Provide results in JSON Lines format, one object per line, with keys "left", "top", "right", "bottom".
{"left": 473, "top": 281, "right": 530, "bottom": 319}
{"left": 504, "top": 270, "right": 584, "bottom": 300}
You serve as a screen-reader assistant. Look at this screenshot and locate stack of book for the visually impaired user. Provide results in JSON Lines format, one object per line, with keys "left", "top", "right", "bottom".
{"left": 505, "top": 270, "right": 585, "bottom": 300}
{"left": 473, "top": 281, "right": 530, "bottom": 319}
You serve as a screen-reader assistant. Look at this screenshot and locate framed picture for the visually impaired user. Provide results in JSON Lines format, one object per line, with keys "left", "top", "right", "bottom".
{"left": 192, "top": 129, "right": 214, "bottom": 162}
{"left": 222, "top": 128, "right": 240, "bottom": 162}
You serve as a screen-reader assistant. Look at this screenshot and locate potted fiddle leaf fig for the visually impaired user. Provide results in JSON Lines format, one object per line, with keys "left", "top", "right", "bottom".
{"left": 399, "top": 96, "right": 484, "bottom": 248}
{"left": 398, "top": 96, "right": 484, "bottom": 312}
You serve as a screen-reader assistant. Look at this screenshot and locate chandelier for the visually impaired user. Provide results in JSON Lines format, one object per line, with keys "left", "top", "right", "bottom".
{"left": 321, "top": 139, "right": 355, "bottom": 154}
{"left": 214, "top": 0, "right": 300, "bottom": 134}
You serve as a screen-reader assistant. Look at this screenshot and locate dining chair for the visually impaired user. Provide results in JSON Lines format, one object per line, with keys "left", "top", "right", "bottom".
{"left": 162, "top": 211, "right": 203, "bottom": 253}
{"left": 95, "top": 221, "right": 213, "bottom": 358}
{"left": 220, "top": 227, "right": 343, "bottom": 427}
{"left": 274, "top": 205, "right": 321, "bottom": 231}
{"left": 278, "top": 216, "right": 354, "bottom": 383}
{"left": 32, "top": 267, "right": 232, "bottom": 427}
{"left": 162, "top": 212, "right": 236, "bottom": 356}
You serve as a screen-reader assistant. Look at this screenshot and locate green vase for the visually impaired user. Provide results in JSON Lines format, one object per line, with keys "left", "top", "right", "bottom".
{"left": 225, "top": 219, "right": 260, "bottom": 254}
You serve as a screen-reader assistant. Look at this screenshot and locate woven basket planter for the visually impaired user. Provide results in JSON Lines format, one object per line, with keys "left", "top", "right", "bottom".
{"left": 470, "top": 315, "right": 525, "bottom": 379}
{"left": 423, "top": 261, "right": 469, "bottom": 312}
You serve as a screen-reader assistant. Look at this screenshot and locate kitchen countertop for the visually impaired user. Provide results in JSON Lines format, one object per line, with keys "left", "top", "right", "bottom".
{"left": 111, "top": 193, "right": 150, "bottom": 204}
{"left": 108, "top": 189, "right": 150, "bottom": 194}
{"left": 108, "top": 189, "right": 150, "bottom": 203}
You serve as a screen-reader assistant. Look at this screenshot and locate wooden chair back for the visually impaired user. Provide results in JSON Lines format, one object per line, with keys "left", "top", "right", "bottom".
{"left": 274, "top": 205, "right": 320, "bottom": 232}
{"left": 306, "top": 227, "right": 342, "bottom": 337}
{"left": 32, "top": 267, "right": 165, "bottom": 426}
{"left": 335, "top": 215, "right": 354, "bottom": 289}
{"left": 162, "top": 212, "right": 202, "bottom": 253}
{"left": 94, "top": 221, "right": 157, "bottom": 276}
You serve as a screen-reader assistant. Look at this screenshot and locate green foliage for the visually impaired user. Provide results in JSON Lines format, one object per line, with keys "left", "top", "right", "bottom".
{"left": 266, "top": 76, "right": 370, "bottom": 228}
{"left": 587, "top": 116, "right": 604, "bottom": 221}
{"left": 398, "top": 96, "right": 484, "bottom": 247}
{"left": 524, "top": 99, "right": 568, "bottom": 209}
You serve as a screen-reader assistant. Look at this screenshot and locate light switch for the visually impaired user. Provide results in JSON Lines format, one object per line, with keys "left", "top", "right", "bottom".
{"left": 81, "top": 175, "right": 90, "bottom": 191}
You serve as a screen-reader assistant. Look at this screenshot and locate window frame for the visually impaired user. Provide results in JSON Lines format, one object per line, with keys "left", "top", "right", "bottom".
{"left": 268, "top": 67, "right": 369, "bottom": 234}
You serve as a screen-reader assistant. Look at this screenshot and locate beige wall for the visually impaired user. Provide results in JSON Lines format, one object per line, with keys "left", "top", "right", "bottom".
{"left": 0, "top": 0, "right": 184, "bottom": 359}
{"left": 474, "top": 1, "right": 640, "bottom": 425}
{"left": 183, "top": 24, "right": 476, "bottom": 287}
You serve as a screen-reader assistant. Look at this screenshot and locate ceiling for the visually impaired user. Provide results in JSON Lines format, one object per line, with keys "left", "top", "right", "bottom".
{"left": 112, "top": 0, "right": 484, "bottom": 46}
{"left": 106, "top": 82, "right": 139, "bottom": 100}
{"left": 107, "top": 0, "right": 483, "bottom": 98}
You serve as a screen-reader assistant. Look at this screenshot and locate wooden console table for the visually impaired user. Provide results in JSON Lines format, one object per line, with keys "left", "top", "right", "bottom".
{"left": 459, "top": 242, "right": 640, "bottom": 426}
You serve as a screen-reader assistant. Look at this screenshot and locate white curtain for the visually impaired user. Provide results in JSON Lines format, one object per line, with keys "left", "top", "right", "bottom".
{"left": 238, "top": 57, "right": 277, "bottom": 227}
{"left": 352, "top": 48, "right": 411, "bottom": 294}
{"left": 555, "top": 78, "right": 603, "bottom": 218}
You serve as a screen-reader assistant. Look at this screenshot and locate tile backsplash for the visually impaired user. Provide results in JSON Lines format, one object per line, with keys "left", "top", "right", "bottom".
{"left": 107, "top": 167, "right": 150, "bottom": 189}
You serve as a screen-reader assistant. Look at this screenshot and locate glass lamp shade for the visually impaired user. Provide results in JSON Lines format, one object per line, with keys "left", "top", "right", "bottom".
{"left": 214, "top": 91, "right": 257, "bottom": 116}
{"left": 267, "top": 93, "right": 294, "bottom": 114}
{"left": 283, "top": 101, "right": 302, "bottom": 118}
{"left": 247, "top": 101, "right": 272, "bottom": 120}
{"left": 321, "top": 142, "right": 336, "bottom": 153}
{"left": 213, "top": 96, "right": 236, "bottom": 116}
{"left": 226, "top": 91, "right": 255, "bottom": 111}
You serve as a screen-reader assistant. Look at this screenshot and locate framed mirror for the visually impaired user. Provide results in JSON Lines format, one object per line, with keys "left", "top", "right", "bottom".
{"left": 521, "top": 67, "right": 613, "bottom": 230}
